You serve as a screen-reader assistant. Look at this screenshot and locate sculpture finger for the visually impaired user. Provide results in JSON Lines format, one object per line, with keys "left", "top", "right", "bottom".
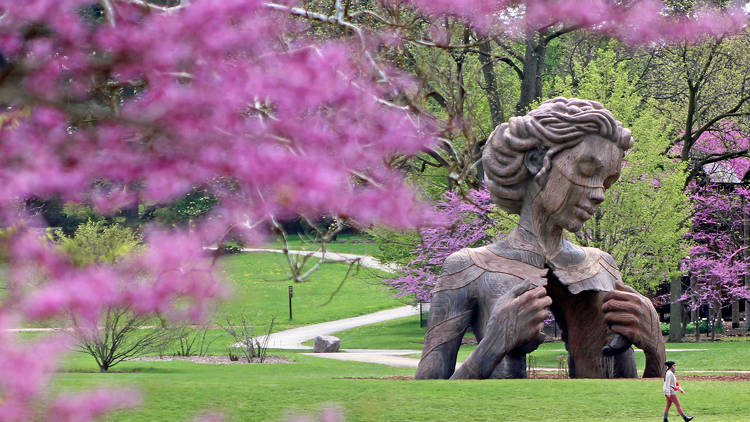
{"left": 534, "top": 294, "right": 553, "bottom": 310}
{"left": 602, "top": 289, "right": 634, "bottom": 303}
{"left": 603, "top": 311, "right": 639, "bottom": 327}
{"left": 508, "top": 279, "right": 534, "bottom": 298}
{"left": 601, "top": 298, "right": 640, "bottom": 315}
{"left": 533, "top": 309, "right": 550, "bottom": 324}
{"left": 608, "top": 324, "right": 637, "bottom": 341}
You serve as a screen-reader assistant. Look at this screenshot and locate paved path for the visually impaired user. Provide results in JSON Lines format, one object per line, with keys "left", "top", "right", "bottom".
{"left": 260, "top": 305, "right": 420, "bottom": 349}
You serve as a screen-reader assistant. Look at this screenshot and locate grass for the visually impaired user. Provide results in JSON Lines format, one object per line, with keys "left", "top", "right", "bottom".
{"left": 53, "top": 347, "right": 750, "bottom": 422}
{"left": 259, "top": 233, "right": 378, "bottom": 256}
{"left": 215, "top": 252, "right": 401, "bottom": 331}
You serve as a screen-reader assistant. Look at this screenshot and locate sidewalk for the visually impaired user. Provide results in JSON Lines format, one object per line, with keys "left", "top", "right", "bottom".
{"left": 260, "top": 305, "right": 420, "bottom": 349}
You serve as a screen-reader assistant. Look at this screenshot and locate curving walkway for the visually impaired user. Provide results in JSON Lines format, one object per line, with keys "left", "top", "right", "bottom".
{"left": 259, "top": 305, "right": 420, "bottom": 350}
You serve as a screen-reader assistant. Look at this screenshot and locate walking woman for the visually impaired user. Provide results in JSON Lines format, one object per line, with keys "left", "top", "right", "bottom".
{"left": 663, "top": 361, "right": 694, "bottom": 421}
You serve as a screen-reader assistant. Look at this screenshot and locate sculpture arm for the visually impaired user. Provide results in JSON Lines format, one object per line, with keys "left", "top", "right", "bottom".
{"left": 415, "top": 250, "right": 478, "bottom": 380}
{"left": 414, "top": 286, "right": 475, "bottom": 379}
{"left": 602, "top": 281, "right": 666, "bottom": 378}
{"left": 452, "top": 282, "right": 550, "bottom": 380}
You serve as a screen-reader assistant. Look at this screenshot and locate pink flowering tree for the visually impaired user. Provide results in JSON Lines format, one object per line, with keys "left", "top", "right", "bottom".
{"left": 387, "top": 187, "right": 514, "bottom": 303}
{"left": 680, "top": 124, "right": 750, "bottom": 340}
{"left": 0, "top": 0, "right": 433, "bottom": 419}
{"left": 0, "top": 0, "right": 747, "bottom": 420}
{"left": 682, "top": 182, "right": 750, "bottom": 340}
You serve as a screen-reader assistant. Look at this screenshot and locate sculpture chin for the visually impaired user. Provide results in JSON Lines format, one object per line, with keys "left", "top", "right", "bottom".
{"left": 565, "top": 219, "right": 586, "bottom": 233}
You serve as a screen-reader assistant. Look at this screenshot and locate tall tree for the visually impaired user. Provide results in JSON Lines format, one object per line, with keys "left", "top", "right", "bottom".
{"left": 645, "top": 32, "right": 750, "bottom": 186}
{"left": 639, "top": 30, "right": 750, "bottom": 339}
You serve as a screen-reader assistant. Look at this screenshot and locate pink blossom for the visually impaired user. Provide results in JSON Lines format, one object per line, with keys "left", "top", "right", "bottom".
{"left": 48, "top": 389, "right": 141, "bottom": 422}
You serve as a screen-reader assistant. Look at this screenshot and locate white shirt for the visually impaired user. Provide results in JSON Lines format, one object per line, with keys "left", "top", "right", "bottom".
{"left": 663, "top": 370, "right": 677, "bottom": 395}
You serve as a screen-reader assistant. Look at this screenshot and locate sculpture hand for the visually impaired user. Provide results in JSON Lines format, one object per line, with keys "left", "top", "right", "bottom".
{"left": 494, "top": 281, "right": 552, "bottom": 354}
{"left": 601, "top": 283, "right": 662, "bottom": 355}
{"left": 451, "top": 280, "right": 551, "bottom": 379}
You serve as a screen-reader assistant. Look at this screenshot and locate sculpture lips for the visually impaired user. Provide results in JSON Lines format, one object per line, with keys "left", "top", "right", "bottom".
{"left": 576, "top": 205, "right": 595, "bottom": 219}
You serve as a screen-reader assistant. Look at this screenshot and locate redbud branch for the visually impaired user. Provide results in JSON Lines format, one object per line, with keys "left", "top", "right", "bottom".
{"left": 125, "top": 0, "right": 186, "bottom": 12}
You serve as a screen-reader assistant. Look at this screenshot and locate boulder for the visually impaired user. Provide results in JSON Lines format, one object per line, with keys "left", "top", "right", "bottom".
{"left": 313, "top": 335, "right": 340, "bottom": 353}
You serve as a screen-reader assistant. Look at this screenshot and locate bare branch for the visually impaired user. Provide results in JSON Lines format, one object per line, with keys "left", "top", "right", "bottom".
{"left": 405, "top": 38, "right": 489, "bottom": 50}
{"left": 543, "top": 24, "right": 580, "bottom": 44}
{"left": 126, "top": 0, "right": 187, "bottom": 12}
{"left": 99, "top": 0, "right": 116, "bottom": 27}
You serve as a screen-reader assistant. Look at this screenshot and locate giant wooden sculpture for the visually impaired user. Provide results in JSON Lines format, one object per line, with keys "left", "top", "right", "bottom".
{"left": 415, "top": 98, "right": 666, "bottom": 379}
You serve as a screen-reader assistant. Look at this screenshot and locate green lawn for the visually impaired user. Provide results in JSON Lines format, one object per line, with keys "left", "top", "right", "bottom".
{"left": 23, "top": 249, "right": 750, "bottom": 421}
{"left": 215, "top": 252, "right": 400, "bottom": 331}
{"left": 259, "top": 233, "right": 378, "bottom": 256}
{"left": 53, "top": 348, "right": 749, "bottom": 422}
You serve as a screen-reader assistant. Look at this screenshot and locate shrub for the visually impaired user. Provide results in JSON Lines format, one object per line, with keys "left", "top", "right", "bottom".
{"left": 57, "top": 221, "right": 167, "bottom": 372}
{"left": 56, "top": 220, "right": 140, "bottom": 267}
{"left": 170, "top": 323, "right": 218, "bottom": 357}
{"left": 220, "top": 316, "right": 275, "bottom": 363}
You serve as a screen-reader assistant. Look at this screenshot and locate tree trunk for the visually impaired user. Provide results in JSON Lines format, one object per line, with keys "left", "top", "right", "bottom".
{"left": 745, "top": 196, "right": 749, "bottom": 331}
{"left": 517, "top": 31, "right": 547, "bottom": 115}
{"left": 669, "top": 275, "right": 683, "bottom": 342}
{"left": 691, "top": 275, "right": 700, "bottom": 342}
{"left": 472, "top": 40, "right": 503, "bottom": 186}
{"left": 710, "top": 306, "right": 717, "bottom": 342}
{"left": 477, "top": 41, "right": 504, "bottom": 128}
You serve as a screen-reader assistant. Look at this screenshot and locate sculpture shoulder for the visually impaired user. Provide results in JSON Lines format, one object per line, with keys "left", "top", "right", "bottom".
{"left": 597, "top": 249, "right": 619, "bottom": 270}
{"left": 466, "top": 246, "right": 547, "bottom": 287}
{"left": 432, "top": 246, "right": 547, "bottom": 295}
{"left": 432, "top": 249, "right": 484, "bottom": 294}
{"left": 440, "top": 249, "right": 475, "bottom": 275}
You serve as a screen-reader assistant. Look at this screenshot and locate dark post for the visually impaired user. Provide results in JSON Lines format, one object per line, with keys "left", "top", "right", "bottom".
{"left": 288, "top": 285, "right": 293, "bottom": 320}
{"left": 419, "top": 302, "right": 425, "bottom": 328}
{"left": 669, "top": 274, "right": 683, "bottom": 342}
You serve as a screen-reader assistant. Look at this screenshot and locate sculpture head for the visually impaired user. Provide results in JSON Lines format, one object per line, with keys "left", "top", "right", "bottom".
{"left": 482, "top": 97, "right": 633, "bottom": 232}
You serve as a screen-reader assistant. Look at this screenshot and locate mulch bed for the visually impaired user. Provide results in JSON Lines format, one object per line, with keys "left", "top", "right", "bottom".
{"left": 671, "top": 374, "right": 750, "bottom": 381}
{"left": 131, "top": 355, "right": 291, "bottom": 365}
{"left": 336, "top": 374, "right": 750, "bottom": 381}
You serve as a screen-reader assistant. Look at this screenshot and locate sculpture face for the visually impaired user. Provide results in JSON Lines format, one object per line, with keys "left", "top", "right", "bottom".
{"left": 535, "top": 134, "right": 623, "bottom": 232}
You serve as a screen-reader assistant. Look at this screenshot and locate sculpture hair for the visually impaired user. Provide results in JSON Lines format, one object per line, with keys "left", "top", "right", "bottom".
{"left": 482, "top": 97, "right": 633, "bottom": 214}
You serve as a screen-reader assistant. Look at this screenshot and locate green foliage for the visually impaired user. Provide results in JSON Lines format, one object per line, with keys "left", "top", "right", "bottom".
{"left": 61, "top": 202, "right": 100, "bottom": 225}
{"left": 152, "top": 188, "right": 217, "bottom": 227}
{"left": 25, "top": 198, "right": 101, "bottom": 234}
{"left": 367, "top": 226, "right": 422, "bottom": 268}
{"left": 662, "top": 320, "right": 725, "bottom": 336}
{"left": 57, "top": 220, "right": 141, "bottom": 266}
{"left": 549, "top": 44, "right": 690, "bottom": 294}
